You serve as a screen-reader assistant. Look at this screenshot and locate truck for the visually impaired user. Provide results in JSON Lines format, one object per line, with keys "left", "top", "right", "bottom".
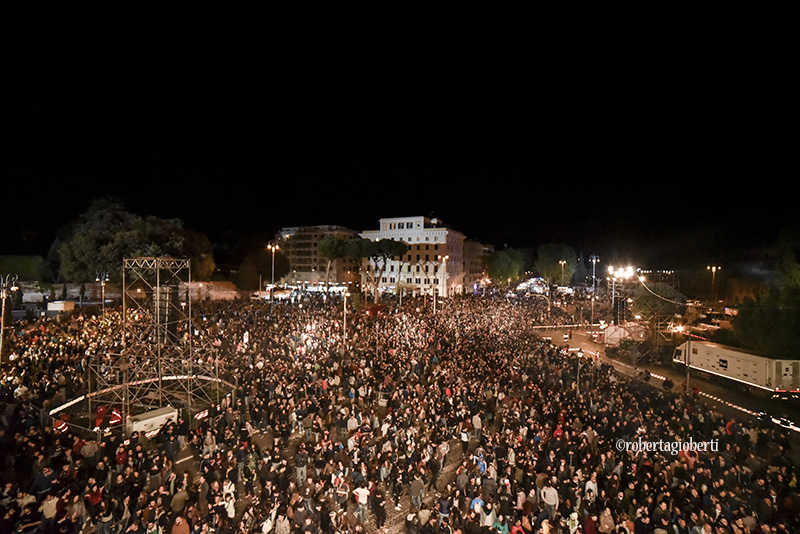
{"left": 125, "top": 406, "right": 179, "bottom": 438}
{"left": 673, "top": 340, "right": 800, "bottom": 399}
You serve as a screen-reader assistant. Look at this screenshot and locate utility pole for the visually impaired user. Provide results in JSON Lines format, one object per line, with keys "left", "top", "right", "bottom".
{"left": 1, "top": 274, "right": 19, "bottom": 364}
{"left": 96, "top": 271, "right": 109, "bottom": 316}
{"left": 589, "top": 255, "right": 599, "bottom": 326}
{"left": 268, "top": 242, "right": 279, "bottom": 313}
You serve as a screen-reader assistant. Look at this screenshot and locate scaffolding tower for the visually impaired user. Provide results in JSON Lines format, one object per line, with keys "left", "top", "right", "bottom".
{"left": 82, "top": 257, "right": 233, "bottom": 436}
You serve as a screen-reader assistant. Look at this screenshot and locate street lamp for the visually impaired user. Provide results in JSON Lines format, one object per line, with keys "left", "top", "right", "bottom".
{"left": 576, "top": 349, "right": 584, "bottom": 396}
{"left": 559, "top": 260, "right": 566, "bottom": 286}
{"left": 707, "top": 265, "right": 721, "bottom": 303}
{"left": 440, "top": 255, "right": 449, "bottom": 299}
{"left": 589, "top": 255, "right": 599, "bottom": 326}
{"left": 676, "top": 326, "right": 692, "bottom": 394}
{"left": 608, "top": 266, "right": 634, "bottom": 325}
{"left": 432, "top": 255, "right": 449, "bottom": 314}
{"left": 1, "top": 274, "right": 19, "bottom": 365}
{"left": 267, "top": 242, "right": 280, "bottom": 313}
{"left": 343, "top": 291, "right": 350, "bottom": 348}
{"left": 96, "top": 271, "right": 109, "bottom": 316}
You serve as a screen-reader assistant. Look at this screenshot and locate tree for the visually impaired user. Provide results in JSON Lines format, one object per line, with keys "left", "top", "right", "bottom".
{"left": 182, "top": 231, "right": 216, "bottom": 281}
{"left": 318, "top": 235, "right": 347, "bottom": 298}
{"left": 347, "top": 238, "right": 408, "bottom": 303}
{"left": 487, "top": 250, "right": 522, "bottom": 285}
{"left": 534, "top": 243, "right": 577, "bottom": 286}
{"left": 733, "top": 286, "right": 800, "bottom": 359}
{"left": 777, "top": 214, "right": 800, "bottom": 288}
{"left": 52, "top": 197, "right": 216, "bottom": 282}
{"left": 574, "top": 254, "right": 589, "bottom": 286}
{"left": 723, "top": 217, "right": 800, "bottom": 357}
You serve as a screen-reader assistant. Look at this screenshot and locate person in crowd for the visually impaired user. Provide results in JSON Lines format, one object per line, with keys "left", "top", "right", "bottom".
{"left": 0, "top": 291, "right": 796, "bottom": 534}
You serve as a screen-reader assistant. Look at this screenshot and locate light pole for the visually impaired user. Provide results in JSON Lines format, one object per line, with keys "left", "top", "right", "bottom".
{"left": 432, "top": 255, "right": 449, "bottom": 314}
{"left": 343, "top": 291, "right": 350, "bottom": 348}
{"left": 589, "top": 255, "right": 599, "bottom": 326}
{"left": 268, "top": 242, "right": 279, "bottom": 313}
{"left": 677, "top": 326, "right": 692, "bottom": 394}
{"left": 440, "top": 255, "right": 449, "bottom": 299}
{"left": 1, "top": 274, "right": 19, "bottom": 365}
{"left": 576, "top": 349, "right": 583, "bottom": 396}
{"left": 707, "top": 265, "right": 721, "bottom": 304}
{"left": 608, "top": 266, "right": 634, "bottom": 325}
{"left": 96, "top": 271, "right": 109, "bottom": 316}
{"left": 559, "top": 260, "right": 566, "bottom": 286}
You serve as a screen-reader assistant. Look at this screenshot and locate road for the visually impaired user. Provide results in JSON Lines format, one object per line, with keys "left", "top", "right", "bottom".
{"left": 148, "top": 325, "right": 797, "bottom": 533}
{"left": 540, "top": 325, "right": 800, "bottom": 454}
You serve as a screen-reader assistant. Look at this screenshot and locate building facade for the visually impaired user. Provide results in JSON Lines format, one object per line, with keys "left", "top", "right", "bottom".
{"left": 277, "top": 225, "right": 360, "bottom": 290}
{"left": 359, "top": 216, "right": 466, "bottom": 297}
{"left": 463, "top": 239, "right": 494, "bottom": 293}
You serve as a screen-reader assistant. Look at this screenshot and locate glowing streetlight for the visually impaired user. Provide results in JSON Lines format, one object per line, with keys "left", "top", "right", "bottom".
{"left": 267, "top": 242, "right": 280, "bottom": 313}
{"left": 676, "top": 325, "right": 692, "bottom": 394}
{"left": 559, "top": 260, "right": 566, "bottom": 286}
{"left": 608, "top": 265, "right": 635, "bottom": 325}
{"left": 707, "top": 265, "right": 721, "bottom": 303}
{"left": 96, "top": 271, "right": 109, "bottom": 316}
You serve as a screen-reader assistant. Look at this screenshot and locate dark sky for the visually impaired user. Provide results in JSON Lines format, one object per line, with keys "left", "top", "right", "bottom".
{"left": 2, "top": 17, "right": 792, "bottom": 272}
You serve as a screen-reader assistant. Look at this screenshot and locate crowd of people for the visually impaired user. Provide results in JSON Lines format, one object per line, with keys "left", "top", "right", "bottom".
{"left": 0, "top": 290, "right": 797, "bottom": 534}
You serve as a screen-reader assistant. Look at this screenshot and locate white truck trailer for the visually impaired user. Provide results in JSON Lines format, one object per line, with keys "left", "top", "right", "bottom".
{"left": 673, "top": 340, "right": 800, "bottom": 398}
{"left": 125, "top": 406, "right": 178, "bottom": 437}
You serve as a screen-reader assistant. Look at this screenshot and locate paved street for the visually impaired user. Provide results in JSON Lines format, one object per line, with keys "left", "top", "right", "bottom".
{"left": 140, "top": 324, "right": 800, "bottom": 533}
{"left": 549, "top": 326, "right": 800, "bottom": 458}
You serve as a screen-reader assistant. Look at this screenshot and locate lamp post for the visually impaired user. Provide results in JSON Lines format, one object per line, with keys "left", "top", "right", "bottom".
{"left": 559, "top": 260, "right": 566, "bottom": 286}
{"left": 343, "top": 291, "right": 350, "bottom": 348}
{"left": 707, "top": 265, "right": 721, "bottom": 304}
{"left": 432, "top": 255, "right": 449, "bottom": 314}
{"left": 96, "top": 271, "right": 109, "bottom": 316}
{"left": 677, "top": 326, "right": 692, "bottom": 394}
{"left": 440, "top": 255, "right": 449, "bottom": 299}
{"left": 589, "top": 255, "right": 599, "bottom": 326}
{"left": 576, "top": 349, "right": 583, "bottom": 397}
{"left": 607, "top": 266, "right": 634, "bottom": 325}
{"left": 1, "top": 274, "right": 19, "bottom": 365}
{"left": 267, "top": 242, "right": 279, "bottom": 313}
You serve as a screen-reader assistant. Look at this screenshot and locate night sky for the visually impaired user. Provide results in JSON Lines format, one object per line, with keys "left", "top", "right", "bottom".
{"left": 2, "top": 17, "right": 792, "bottom": 273}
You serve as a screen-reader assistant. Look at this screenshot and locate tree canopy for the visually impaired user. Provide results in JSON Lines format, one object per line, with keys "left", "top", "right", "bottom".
{"left": 50, "top": 197, "right": 216, "bottom": 282}
{"left": 319, "top": 235, "right": 347, "bottom": 295}
{"left": 351, "top": 238, "right": 409, "bottom": 302}
{"left": 534, "top": 243, "right": 577, "bottom": 286}
{"left": 733, "top": 287, "right": 800, "bottom": 358}
{"left": 726, "top": 216, "right": 800, "bottom": 357}
{"left": 487, "top": 249, "right": 523, "bottom": 284}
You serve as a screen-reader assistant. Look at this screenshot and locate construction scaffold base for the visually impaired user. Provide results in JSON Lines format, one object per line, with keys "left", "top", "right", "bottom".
{"left": 50, "top": 257, "right": 234, "bottom": 439}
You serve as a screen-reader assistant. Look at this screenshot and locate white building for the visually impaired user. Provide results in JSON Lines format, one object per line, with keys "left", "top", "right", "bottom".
{"left": 359, "top": 216, "right": 465, "bottom": 297}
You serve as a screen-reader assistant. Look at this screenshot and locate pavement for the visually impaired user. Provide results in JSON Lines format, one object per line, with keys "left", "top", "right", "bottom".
{"left": 158, "top": 325, "right": 799, "bottom": 532}
{"left": 162, "top": 425, "right": 474, "bottom": 533}
{"left": 550, "top": 326, "right": 800, "bottom": 461}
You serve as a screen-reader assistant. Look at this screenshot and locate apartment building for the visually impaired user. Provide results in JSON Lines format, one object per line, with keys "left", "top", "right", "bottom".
{"left": 277, "top": 225, "right": 360, "bottom": 289}
{"left": 359, "top": 216, "right": 466, "bottom": 296}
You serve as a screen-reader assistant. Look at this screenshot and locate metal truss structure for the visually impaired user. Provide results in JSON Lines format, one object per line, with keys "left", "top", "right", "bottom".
{"left": 72, "top": 257, "right": 234, "bottom": 436}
